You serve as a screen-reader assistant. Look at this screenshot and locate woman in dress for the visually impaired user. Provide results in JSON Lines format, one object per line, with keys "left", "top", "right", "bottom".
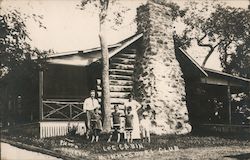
{"left": 124, "top": 94, "right": 141, "bottom": 139}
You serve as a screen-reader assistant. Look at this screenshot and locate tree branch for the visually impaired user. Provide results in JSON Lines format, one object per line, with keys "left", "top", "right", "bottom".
{"left": 99, "top": 0, "right": 109, "bottom": 25}
{"left": 196, "top": 33, "right": 224, "bottom": 67}
{"left": 201, "top": 41, "right": 222, "bottom": 67}
{"left": 222, "top": 41, "right": 232, "bottom": 68}
{"left": 196, "top": 33, "right": 214, "bottom": 52}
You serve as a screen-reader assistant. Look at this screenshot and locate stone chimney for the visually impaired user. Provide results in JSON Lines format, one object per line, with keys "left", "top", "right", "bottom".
{"left": 134, "top": 0, "right": 191, "bottom": 134}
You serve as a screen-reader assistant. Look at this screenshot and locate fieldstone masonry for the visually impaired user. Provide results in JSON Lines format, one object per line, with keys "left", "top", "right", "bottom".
{"left": 134, "top": 0, "right": 192, "bottom": 134}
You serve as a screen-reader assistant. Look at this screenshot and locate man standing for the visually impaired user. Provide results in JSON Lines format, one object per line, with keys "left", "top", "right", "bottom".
{"left": 83, "top": 90, "right": 100, "bottom": 139}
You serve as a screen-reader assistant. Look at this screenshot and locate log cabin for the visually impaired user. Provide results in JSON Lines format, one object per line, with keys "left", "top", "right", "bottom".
{"left": 2, "top": 0, "right": 250, "bottom": 137}
{"left": 3, "top": 32, "right": 250, "bottom": 138}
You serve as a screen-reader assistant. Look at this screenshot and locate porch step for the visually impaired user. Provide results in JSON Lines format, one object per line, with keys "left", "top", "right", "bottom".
{"left": 110, "top": 80, "right": 133, "bottom": 85}
{"left": 97, "top": 85, "right": 132, "bottom": 92}
{"left": 110, "top": 85, "right": 133, "bottom": 92}
{"left": 110, "top": 92, "right": 130, "bottom": 98}
{"left": 118, "top": 53, "right": 136, "bottom": 59}
{"left": 98, "top": 98, "right": 128, "bottom": 104}
{"left": 110, "top": 63, "right": 134, "bottom": 70}
{"left": 98, "top": 79, "right": 133, "bottom": 86}
{"left": 111, "top": 98, "right": 128, "bottom": 104}
{"left": 109, "top": 74, "right": 132, "bottom": 80}
{"left": 109, "top": 69, "right": 133, "bottom": 76}
{"left": 97, "top": 91, "right": 130, "bottom": 99}
{"left": 123, "top": 49, "right": 136, "bottom": 54}
{"left": 111, "top": 57, "right": 135, "bottom": 64}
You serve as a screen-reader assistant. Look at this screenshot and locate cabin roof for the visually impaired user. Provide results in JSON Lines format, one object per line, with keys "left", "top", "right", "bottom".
{"left": 203, "top": 68, "right": 250, "bottom": 83}
{"left": 46, "top": 43, "right": 121, "bottom": 58}
{"left": 44, "top": 33, "right": 250, "bottom": 84}
{"left": 45, "top": 33, "right": 143, "bottom": 66}
{"left": 177, "top": 47, "right": 250, "bottom": 84}
{"left": 46, "top": 33, "right": 143, "bottom": 59}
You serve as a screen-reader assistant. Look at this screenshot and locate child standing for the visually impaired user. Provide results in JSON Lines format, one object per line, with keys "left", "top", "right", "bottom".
{"left": 107, "top": 104, "right": 122, "bottom": 143}
{"left": 90, "top": 108, "right": 102, "bottom": 142}
{"left": 140, "top": 111, "right": 151, "bottom": 143}
{"left": 125, "top": 106, "right": 134, "bottom": 143}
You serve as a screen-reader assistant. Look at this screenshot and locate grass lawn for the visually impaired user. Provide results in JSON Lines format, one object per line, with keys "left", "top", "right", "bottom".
{"left": 2, "top": 132, "right": 250, "bottom": 159}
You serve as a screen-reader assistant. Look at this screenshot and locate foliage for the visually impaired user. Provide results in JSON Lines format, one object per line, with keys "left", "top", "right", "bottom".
{"left": 171, "top": 0, "right": 250, "bottom": 78}
{"left": 67, "top": 123, "right": 78, "bottom": 136}
{"left": 0, "top": 9, "right": 47, "bottom": 78}
{"left": 210, "top": 6, "right": 250, "bottom": 77}
{"left": 0, "top": 8, "right": 48, "bottom": 95}
{"left": 224, "top": 45, "right": 250, "bottom": 78}
{"left": 0, "top": 7, "right": 49, "bottom": 124}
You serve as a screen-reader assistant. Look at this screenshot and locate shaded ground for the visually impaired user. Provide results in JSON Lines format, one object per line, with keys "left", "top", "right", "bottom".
{"left": 1, "top": 132, "right": 250, "bottom": 160}
{"left": 119, "top": 146, "right": 250, "bottom": 160}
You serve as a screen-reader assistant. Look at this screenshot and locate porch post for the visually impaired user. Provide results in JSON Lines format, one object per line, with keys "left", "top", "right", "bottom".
{"left": 227, "top": 84, "right": 231, "bottom": 124}
{"left": 39, "top": 70, "right": 44, "bottom": 121}
{"left": 248, "top": 83, "right": 250, "bottom": 98}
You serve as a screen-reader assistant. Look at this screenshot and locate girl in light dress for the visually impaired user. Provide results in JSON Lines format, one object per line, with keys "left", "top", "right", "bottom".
{"left": 124, "top": 95, "right": 141, "bottom": 140}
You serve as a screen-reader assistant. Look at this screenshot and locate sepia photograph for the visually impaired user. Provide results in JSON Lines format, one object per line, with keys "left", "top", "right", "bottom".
{"left": 0, "top": 0, "right": 250, "bottom": 159}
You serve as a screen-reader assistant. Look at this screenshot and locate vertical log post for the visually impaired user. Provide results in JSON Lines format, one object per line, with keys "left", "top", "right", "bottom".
{"left": 39, "top": 70, "right": 44, "bottom": 121}
{"left": 227, "top": 84, "right": 231, "bottom": 125}
{"left": 248, "top": 84, "right": 250, "bottom": 100}
{"left": 70, "top": 104, "right": 72, "bottom": 120}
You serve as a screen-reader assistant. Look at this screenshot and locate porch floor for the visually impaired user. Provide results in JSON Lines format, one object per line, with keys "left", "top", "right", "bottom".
{"left": 199, "top": 124, "right": 250, "bottom": 134}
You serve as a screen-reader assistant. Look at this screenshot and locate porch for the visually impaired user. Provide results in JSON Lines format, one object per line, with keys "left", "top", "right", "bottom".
{"left": 176, "top": 48, "right": 250, "bottom": 133}
{"left": 5, "top": 121, "right": 86, "bottom": 138}
{"left": 199, "top": 124, "right": 250, "bottom": 134}
{"left": 32, "top": 35, "right": 142, "bottom": 138}
{"left": 200, "top": 68, "right": 250, "bottom": 125}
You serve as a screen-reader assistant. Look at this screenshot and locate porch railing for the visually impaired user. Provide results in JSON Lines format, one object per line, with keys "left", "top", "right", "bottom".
{"left": 42, "top": 100, "right": 84, "bottom": 120}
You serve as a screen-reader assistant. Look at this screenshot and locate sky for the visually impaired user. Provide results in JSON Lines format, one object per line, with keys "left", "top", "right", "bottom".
{"left": 1, "top": 0, "right": 141, "bottom": 52}
{"left": 1, "top": 0, "right": 249, "bottom": 70}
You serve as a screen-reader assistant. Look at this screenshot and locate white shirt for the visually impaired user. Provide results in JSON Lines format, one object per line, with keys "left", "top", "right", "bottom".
{"left": 83, "top": 97, "right": 100, "bottom": 111}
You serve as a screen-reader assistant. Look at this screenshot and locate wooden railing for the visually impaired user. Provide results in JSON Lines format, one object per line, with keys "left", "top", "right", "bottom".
{"left": 42, "top": 100, "right": 84, "bottom": 120}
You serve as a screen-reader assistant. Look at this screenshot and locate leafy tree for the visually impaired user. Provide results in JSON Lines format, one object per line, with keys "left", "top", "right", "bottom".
{"left": 0, "top": 8, "right": 46, "bottom": 77}
{"left": 224, "top": 42, "right": 250, "bottom": 78}
{"left": 174, "top": 0, "right": 223, "bottom": 67}
{"left": 166, "top": 0, "right": 250, "bottom": 78}
{"left": 79, "top": 0, "right": 135, "bottom": 132}
{"left": 210, "top": 6, "right": 250, "bottom": 75}
{"left": 0, "top": 7, "right": 47, "bottom": 125}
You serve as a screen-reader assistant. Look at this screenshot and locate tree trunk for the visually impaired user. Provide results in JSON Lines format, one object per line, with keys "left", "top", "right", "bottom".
{"left": 99, "top": 0, "right": 111, "bottom": 132}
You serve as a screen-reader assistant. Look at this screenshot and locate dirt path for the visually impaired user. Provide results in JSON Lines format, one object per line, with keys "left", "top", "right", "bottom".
{"left": 1, "top": 142, "right": 62, "bottom": 160}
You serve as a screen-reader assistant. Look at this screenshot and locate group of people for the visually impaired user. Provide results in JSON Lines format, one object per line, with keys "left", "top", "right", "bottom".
{"left": 83, "top": 90, "right": 151, "bottom": 143}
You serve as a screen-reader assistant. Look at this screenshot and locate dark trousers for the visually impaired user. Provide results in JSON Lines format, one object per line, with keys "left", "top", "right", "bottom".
{"left": 85, "top": 110, "right": 94, "bottom": 131}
